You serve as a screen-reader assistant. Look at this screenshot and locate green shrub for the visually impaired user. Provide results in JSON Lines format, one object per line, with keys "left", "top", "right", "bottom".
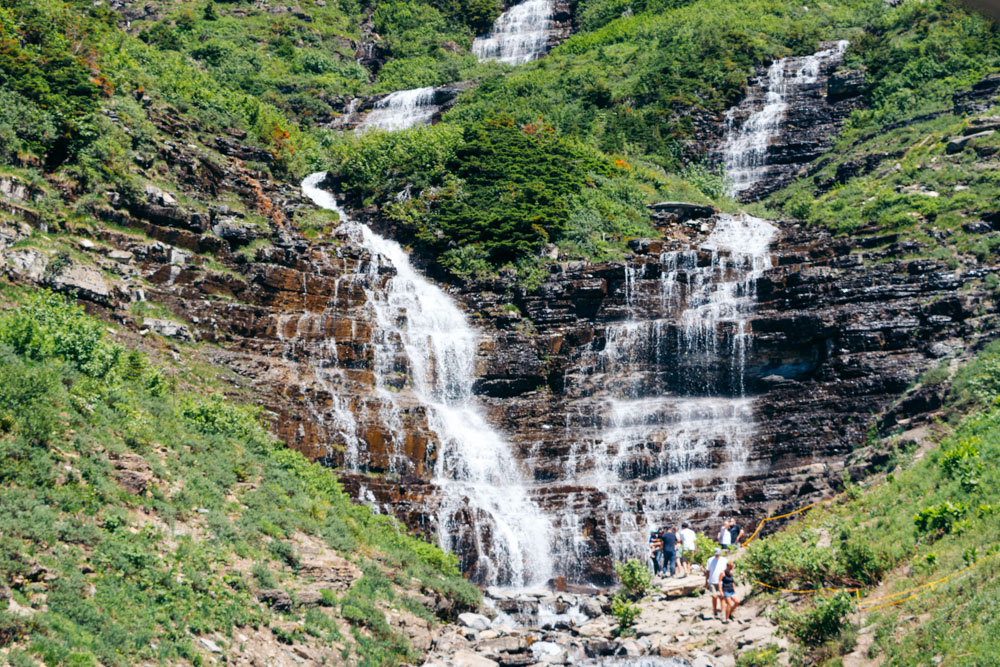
{"left": 773, "top": 591, "right": 855, "bottom": 647}
{"left": 837, "top": 535, "right": 887, "bottom": 586}
{"left": 940, "top": 438, "right": 984, "bottom": 492}
{"left": 684, "top": 532, "right": 722, "bottom": 567}
{"left": 610, "top": 592, "right": 641, "bottom": 635}
{"left": 736, "top": 644, "right": 782, "bottom": 667}
{"left": 914, "top": 501, "right": 967, "bottom": 536}
{"left": 613, "top": 558, "right": 652, "bottom": 600}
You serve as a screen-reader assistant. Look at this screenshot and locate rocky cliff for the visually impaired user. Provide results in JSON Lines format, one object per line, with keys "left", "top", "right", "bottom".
{"left": 4, "top": 111, "right": 993, "bottom": 585}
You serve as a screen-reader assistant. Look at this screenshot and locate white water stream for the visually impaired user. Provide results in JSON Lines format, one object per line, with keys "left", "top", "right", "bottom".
{"left": 358, "top": 87, "right": 440, "bottom": 132}
{"left": 473, "top": 0, "right": 556, "bottom": 64}
{"left": 567, "top": 214, "right": 777, "bottom": 567}
{"left": 722, "top": 41, "right": 849, "bottom": 197}
{"left": 301, "top": 173, "right": 554, "bottom": 587}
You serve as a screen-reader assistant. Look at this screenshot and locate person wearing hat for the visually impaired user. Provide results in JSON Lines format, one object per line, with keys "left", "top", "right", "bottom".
{"left": 705, "top": 547, "right": 728, "bottom": 617}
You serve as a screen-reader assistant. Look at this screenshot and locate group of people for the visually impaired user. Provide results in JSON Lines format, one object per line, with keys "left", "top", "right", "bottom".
{"left": 647, "top": 522, "right": 697, "bottom": 578}
{"left": 647, "top": 518, "right": 747, "bottom": 623}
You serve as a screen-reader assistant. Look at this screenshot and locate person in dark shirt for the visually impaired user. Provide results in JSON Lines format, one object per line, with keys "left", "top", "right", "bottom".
{"left": 728, "top": 520, "right": 745, "bottom": 548}
{"left": 649, "top": 530, "right": 663, "bottom": 575}
{"left": 660, "top": 526, "right": 678, "bottom": 578}
{"left": 721, "top": 561, "right": 741, "bottom": 622}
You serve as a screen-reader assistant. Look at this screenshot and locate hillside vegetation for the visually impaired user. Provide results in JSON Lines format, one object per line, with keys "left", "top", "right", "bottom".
{"left": 739, "top": 341, "right": 1000, "bottom": 665}
{"left": 0, "top": 289, "right": 478, "bottom": 666}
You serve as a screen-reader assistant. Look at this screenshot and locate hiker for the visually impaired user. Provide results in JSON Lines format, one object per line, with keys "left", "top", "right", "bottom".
{"left": 678, "top": 521, "right": 697, "bottom": 576}
{"left": 705, "top": 547, "right": 728, "bottom": 617}
{"left": 660, "top": 525, "right": 678, "bottom": 578}
{"left": 718, "top": 518, "right": 733, "bottom": 549}
{"left": 728, "top": 519, "right": 745, "bottom": 548}
{"left": 721, "top": 561, "right": 741, "bottom": 623}
{"left": 649, "top": 529, "right": 663, "bottom": 576}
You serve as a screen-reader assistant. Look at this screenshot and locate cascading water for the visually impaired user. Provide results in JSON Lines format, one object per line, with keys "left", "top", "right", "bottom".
{"left": 358, "top": 87, "right": 440, "bottom": 132}
{"left": 559, "top": 214, "right": 777, "bottom": 569}
{"left": 473, "top": 0, "right": 556, "bottom": 65}
{"left": 722, "top": 41, "right": 849, "bottom": 197}
{"left": 299, "top": 172, "right": 554, "bottom": 587}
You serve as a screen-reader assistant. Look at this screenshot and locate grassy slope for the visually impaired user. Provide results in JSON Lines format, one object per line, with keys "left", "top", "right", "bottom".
{"left": 0, "top": 288, "right": 478, "bottom": 667}
{"left": 761, "top": 0, "right": 1000, "bottom": 252}
{"left": 739, "top": 341, "right": 1000, "bottom": 665}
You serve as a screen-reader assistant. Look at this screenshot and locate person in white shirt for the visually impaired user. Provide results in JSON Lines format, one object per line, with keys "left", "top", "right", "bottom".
{"left": 678, "top": 522, "right": 697, "bottom": 576}
{"left": 705, "top": 548, "right": 728, "bottom": 617}
{"left": 719, "top": 519, "right": 733, "bottom": 548}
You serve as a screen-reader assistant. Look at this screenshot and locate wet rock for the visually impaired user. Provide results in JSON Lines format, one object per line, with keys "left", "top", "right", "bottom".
{"left": 828, "top": 68, "right": 864, "bottom": 101}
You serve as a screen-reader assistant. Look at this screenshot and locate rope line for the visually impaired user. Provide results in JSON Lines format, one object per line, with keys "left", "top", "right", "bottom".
{"left": 739, "top": 495, "right": 995, "bottom": 613}
{"left": 741, "top": 494, "right": 844, "bottom": 548}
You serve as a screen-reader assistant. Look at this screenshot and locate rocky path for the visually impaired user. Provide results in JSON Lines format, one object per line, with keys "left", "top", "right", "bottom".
{"left": 423, "top": 562, "right": 787, "bottom": 666}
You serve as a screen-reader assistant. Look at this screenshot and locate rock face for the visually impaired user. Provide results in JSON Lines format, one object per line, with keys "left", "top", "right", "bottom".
{"left": 4, "top": 139, "right": 995, "bottom": 585}
{"left": 2, "top": 81, "right": 996, "bottom": 590}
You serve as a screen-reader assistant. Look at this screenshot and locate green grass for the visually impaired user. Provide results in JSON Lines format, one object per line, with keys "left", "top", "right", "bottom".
{"left": 0, "top": 287, "right": 479, "bottom": 666}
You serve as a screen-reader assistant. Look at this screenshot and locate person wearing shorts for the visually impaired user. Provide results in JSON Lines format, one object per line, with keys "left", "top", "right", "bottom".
{"left": 721, "top": 561, "right": 740, "bottom": 622}
{"left": 679, "top": 522, "right": 696, "bottom": 576}
{"left": 705, "top": 548, "right": 728, "bottom": 616}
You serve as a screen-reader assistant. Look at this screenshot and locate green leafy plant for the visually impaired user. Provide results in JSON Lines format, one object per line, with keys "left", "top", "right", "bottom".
{"left": 610, "top": 593, "right": 641, "bottom": 635}
{"left": 773, "top": 591, "right": 855, "bottom": 647}
{"left": 613, "top": 558, "right": 653, "bottom": 600}
{"left": 914, "top": 501, "right": 967, "bottom": 536}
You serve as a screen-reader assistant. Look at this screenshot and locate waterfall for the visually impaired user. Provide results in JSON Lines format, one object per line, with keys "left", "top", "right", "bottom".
{"left": 566, "top": 213, "right": 777, "bottom": 569}
{"left": 358, "top": 87, "right": 440, "bottom": 132}
{"left": 722, "top": 41, "right": 849, "bottom": 197}
{"left": 300, "top": 173, "right": 554, "bottom": 588}
{"left": 473, "top": 0, "right": 556, "bottom": 65}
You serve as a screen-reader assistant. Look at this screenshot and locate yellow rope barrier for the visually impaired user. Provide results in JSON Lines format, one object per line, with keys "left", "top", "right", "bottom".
{"left": 741, "top": 494, "right": 844, "bottom": 548}
{"left": 738, "top": 495, "right": 996, "bottom": 613}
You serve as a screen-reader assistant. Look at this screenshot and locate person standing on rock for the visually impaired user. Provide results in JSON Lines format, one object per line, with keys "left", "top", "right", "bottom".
{"left": 679, "top": 522, "right": 697, "bottom": 576}
{"left": 705, "top": 547, "right": 728, "bottom": 617}
{"left": 718, "top": 519, "right": 733, "bottom": 549}
{"left": 660, "top": 525, "right": 678, "bottom": 578}
{"left": 721, "top": 562, "right": 740, "bottom": 623}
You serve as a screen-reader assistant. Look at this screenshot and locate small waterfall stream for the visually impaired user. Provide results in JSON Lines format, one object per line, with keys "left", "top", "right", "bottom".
{"left": 473, "top": 0, "right": 556, "bottom": 64}
{"left": 358, "top": 87, "right": 441, "bottom": 132}
{"left": 300, "top": 173, "right": 554, "bottom": 587}
{"left": 722, "top": 41, "right": 849, "bottom": 197}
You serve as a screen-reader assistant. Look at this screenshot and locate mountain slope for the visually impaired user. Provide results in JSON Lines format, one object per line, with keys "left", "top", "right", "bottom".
{"left": 0, "top": 289, "right": 478, "bottom": 666}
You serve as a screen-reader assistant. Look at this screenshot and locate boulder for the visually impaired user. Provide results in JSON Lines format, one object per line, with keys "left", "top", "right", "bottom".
{"left": 450, "top": 650, "right": 499, "bottom": 667}
{"left": 143, "top": 184, "right": 178, "bottom": 207}
{"left": 946, "top": 130, "right": 995, "bottom": 154}
{"left": 964, "top": 116, "right": 1000, "bottom": 135}
{"left": 458, "top": 612, "right": 492, "bottom": 631}
{"left": 256, "top": 589, "right": 292, "bottom": 611}
{"left": 49, "top": 263, "right": 114, "bottom": 305}
{"left": 143, "top": 318, "right": 194, "bottom": 342}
